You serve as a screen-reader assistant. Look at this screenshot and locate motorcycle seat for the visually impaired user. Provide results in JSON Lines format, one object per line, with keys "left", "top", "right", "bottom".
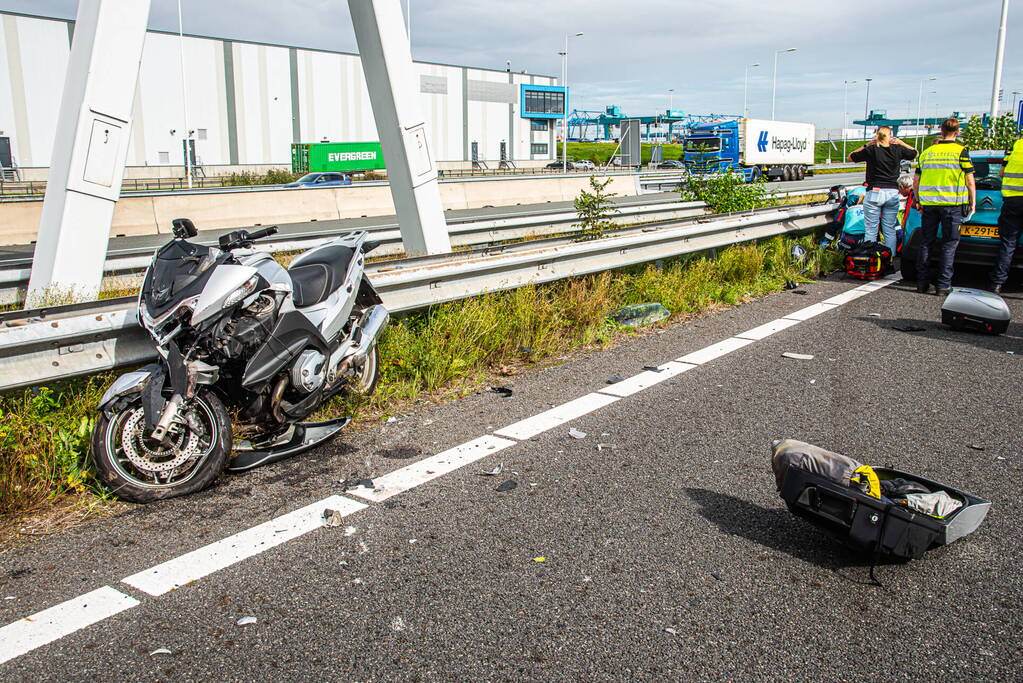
{"left": 288, "top": 244, "right": 354, "bottom": 308}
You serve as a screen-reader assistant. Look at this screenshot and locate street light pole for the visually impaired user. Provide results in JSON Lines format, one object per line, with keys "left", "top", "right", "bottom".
{"left": 561, "top": 31, "right": 583, "bottom": 172}
{"left": 863, "top": 78, "right": 873, "bottom": 140}
{"left": 842, "top": 79, "right": 856, "bottom": 161}
{"left": 668, "top": 88, "right": 674, "bottom": 111}
{"left": 989, "top": 0, "right": 1010, "bottom": 118}
{"left": 916, "top": 76, "right": 935, "bottom": 148}
{"left": 744, "top": 63, "right": 759, "bottom": 118}
{"left": 177, "top": 0, "right": 192, "bottom": 188}
{"left": 771, "top": 48, "right": 796, "bottom": 119}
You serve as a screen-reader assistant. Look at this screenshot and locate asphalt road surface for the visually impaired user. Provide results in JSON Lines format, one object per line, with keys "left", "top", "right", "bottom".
{"left": 3, "top": 264, "right": 1018, "bottom": 680}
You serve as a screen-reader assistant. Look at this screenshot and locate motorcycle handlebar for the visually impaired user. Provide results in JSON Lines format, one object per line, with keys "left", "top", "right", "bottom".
{"left": 247, "top": 226, "right": 279, "bottom": 241}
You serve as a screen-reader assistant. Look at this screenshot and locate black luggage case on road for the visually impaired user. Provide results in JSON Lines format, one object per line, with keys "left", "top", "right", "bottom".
{"left": 779, "top": 465, "right": 991, "bottom": 560}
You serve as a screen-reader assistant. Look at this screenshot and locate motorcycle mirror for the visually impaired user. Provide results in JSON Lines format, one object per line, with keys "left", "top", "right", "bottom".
{"left": 362, "top": 240, "right": 381, "bottom": 254}
{"left": 790, "top": 245, "right": 808, "bottom": 262}
{"left": 172, "top": 218, "right": 198, "bottom": 239}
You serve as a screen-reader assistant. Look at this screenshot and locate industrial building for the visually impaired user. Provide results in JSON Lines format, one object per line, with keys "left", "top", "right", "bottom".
{"left": 0, "top": 10, "right": 563, "bottom": 178}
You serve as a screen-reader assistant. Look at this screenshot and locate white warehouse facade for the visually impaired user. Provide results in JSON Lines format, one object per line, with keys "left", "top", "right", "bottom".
{"left": 0, "top": 10, "right": 564, "bottom": 176}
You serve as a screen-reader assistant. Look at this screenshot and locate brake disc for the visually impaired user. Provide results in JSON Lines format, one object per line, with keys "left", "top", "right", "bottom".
{"left": 120, "top": 409, "right": 204, "bottom": 473}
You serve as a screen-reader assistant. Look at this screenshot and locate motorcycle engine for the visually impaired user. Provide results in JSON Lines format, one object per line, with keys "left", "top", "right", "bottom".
{"left": 214, "top": 293, "right": 278, "bottom": 360}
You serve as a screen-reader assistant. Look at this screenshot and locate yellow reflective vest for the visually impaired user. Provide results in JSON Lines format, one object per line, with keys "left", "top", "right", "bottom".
{"left": 1003, "top": 139, "right": 1023, "bottom": 198}
{"left": 917, "top": 141, "right": 971, "bottom": 206}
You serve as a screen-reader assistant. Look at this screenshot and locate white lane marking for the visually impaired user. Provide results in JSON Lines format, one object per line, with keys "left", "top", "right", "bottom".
{"left": 599, "top": 361, "right": 697, "bottom": 397}
{"left": 493, "top": 393, "right": 620, "bottom": 440}
{"left": 782, "top": 301, "right": 839, "bottom": 321}
{"left": 819, "top": 289, "right": 872, "bottom": 305}
{"left": 734, "top": 317, "right": 802, "bottom": 341}
{"left": 676, "top": 336, "right": 754, "bottom": 365}
{"left": 0, "top": 587, "right": 139, "bottom": 666}
{"left": 347, "top": 435, "right": 517, "bottom": 503}
{"left": 121, "top": 495, "right": 366, "bottom": 596}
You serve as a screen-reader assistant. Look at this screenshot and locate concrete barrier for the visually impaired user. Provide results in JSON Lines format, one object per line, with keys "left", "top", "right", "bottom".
{"left": 0, "top": 174, "right": 641, "bottom": 246}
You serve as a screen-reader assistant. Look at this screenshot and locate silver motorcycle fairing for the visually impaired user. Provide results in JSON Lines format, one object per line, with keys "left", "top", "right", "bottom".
{"left": 239, "top": 251, "right": 292, "bottom": 293}
{"left": 190, "top": 264, "right": 259, "bottom": 325}
{"left": 98, "top": 369, "right": 153, "bottom": 411}
{"left": 288, "top": 232, "right": 368, "bottom": 341}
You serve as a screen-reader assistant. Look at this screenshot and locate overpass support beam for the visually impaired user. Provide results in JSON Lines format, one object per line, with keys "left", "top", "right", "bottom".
{"left": 26, "top": 0, "right": 151, "bottom": 306}
{"left": 348, "top": 0, "right": 451, "bottom": 257}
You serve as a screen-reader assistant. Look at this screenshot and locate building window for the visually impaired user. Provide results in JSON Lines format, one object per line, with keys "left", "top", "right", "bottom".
{"left": 158, "top": 151, "right": 170, "bottom": 164}
{"left": 530, "top": 119, "right": 549, "bottom": 131}
{"left": 531, "top": 143, "right": 548, "bottom": 155}
{"left": 197, "top": 128, "right": 208, "bottom": 141}
{"left": 523, "top": 89, "right": 564, "bottom": 116}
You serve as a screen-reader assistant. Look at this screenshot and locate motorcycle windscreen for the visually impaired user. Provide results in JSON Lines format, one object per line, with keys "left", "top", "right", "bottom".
{"left": 143, "top": 240, "right": 220, "bottom": 317}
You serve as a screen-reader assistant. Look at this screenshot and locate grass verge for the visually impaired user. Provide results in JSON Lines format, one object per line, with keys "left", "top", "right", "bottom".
{"left": 0, "top": 234, "right": 842, "bottom": 537}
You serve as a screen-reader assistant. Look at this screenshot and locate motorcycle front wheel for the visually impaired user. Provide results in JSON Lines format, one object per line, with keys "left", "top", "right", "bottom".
{"left": 91, "top": 390, "right": 232, "bottom": 503}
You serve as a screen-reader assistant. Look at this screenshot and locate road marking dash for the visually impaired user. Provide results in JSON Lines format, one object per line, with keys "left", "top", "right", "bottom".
{"left": 734, "top": 317, "right": 802, "bottom": 341}
{"left": 493, "top": 393, "right": 620, "bottom": 440}
{"left": 347, "top": 435, "right": 517, "bottom": 502}
{"left": 0, "top": 587, "right": 139, "bottom": 665}
{"left": 599, "top": 361, "right": 697, "bottom": 397}
{"left": 782, "top": 301, "right": 840, "bottom": 321}
{"left": 676, "top": 336, "right": 754, "bottom": 365}
{"left": 121, "top": 495, "right": 366, "bottom": 596}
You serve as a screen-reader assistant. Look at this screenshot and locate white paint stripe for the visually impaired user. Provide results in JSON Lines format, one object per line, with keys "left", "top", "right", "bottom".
{"left": 598, "top": 361, "right": 697, "bottom": 397}
{"left": 676, "top": 336, "right": 754, "bottom": 365}
{"left": 820, "top": 289, "right": 872, "bottom": 306}
{"left": 734, "top": 317, "right": 802, "bottom": 341}
{"left": 493, "top": 392, "right": 620, "bottom": 440}
{"left": 782, "top": 301, "right": 839, "bottom": 321}
{"left": 121, "top": 495, "right": 366, "bottom": 596}
{"left": 347, "top": 435, "right": 517, "bottom": 502}
{"left": 0, "top": 587, "right": 139, "bottom": 665}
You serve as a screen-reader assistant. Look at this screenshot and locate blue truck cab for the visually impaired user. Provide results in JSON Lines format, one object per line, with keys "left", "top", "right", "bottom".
{"left": 683, "top": 121, "right": 748, "bottom": 178}
{"left": 682, "top": 118, "right": 814, "bottom": 183}
{"left": 901, "top": 151, "right": 1013, "bottom": 279}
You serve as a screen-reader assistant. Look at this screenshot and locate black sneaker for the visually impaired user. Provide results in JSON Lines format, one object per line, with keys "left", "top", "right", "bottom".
{"left": 935, "top": 288, "right": 951, "bottom": 297}
{"left": 916, "top": 283, "right": 931, "bottom": 294}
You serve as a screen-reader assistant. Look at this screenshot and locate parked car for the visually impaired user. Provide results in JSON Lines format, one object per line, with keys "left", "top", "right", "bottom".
{"left": 657, "top": 160, "right": 684, "bottom": 169}
{"left": 546, "top": 161, "right": 577, "bottom": 171}
{"left": 901, "top": 150, "right": 1014, "bottom": 280}
{"left": 282, "top": 172, "right": 352, "bottom": 188}
{"left": 573, "top": 160, "right": 596, "bottom": 170}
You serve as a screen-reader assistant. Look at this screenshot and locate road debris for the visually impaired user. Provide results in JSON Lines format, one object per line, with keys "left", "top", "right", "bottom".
{"left": 791, "top": 290, "right": 809, "bottom": 295}
{"left": 784, "top": 280, "right": 798, "bottom": 290}
{"left": 385, "top": 416, "right": 397, "bottom": 423}
{"left": 236, "top": 616, "right": 257, "bottom": 627}
{"left": 339, "top": 476, "right": 374, "bottom": 491}
{"left": 533, "top": 557, "right": 546, "bottom": 563}
{"left": 322, "top": 509, "right": 344, "bottom": 527}
{"left": 496, "top": 480, "right": 518, "bottom": 492}
{"left": 149, "top": 648, "right": 173, "bottom": 656}
{"left": 664, "top": 627, "right": 678, "bottom": 635}
{"left": 711, "top": 572, "right": 725, "bottom": 582}
{"left": 488, "top": 386, "right": 514, "bottom": 397}
{"left": 344, "top": 526, "right": 358, "bottom": 536}
{"left": 606, "top": 374, "right": 625, "bottom": 384}
{"left": 391, "top": 616, "right": 407, "bottom": 632}
{"left": 868, "top": 312, "right": 881, "bottom": 317}
{"left": 782, "top": 352, "right": 814, "bottom": 360}
{"left": 596, "top": 443, "right": 612, "bottom": 451}
{"left": 478, "top": 464, "right": 504, "bottom": 476}
{"left": 892, "top": 325, "right": 926, "bottom": 332}
{"left": 642, "top": 365, "right": 663, "bottom": 372}
{"left": 969, "top": 444, "right": 985, "bottom": 451}
{"left": 569, "top": 428, "right": 587, "bottom": 439}
{"left": 610, "top": 302, "right": 670, "bottom": 327}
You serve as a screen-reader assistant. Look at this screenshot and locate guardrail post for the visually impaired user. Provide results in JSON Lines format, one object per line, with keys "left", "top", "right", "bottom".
{"left": 25, "top": 0, "right": 151, "bottom": 307}
{"left": 347, "top": 0, "right": 451, "bottom": 257}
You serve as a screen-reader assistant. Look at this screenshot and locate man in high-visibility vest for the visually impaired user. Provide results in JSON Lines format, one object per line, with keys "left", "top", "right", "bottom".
{"left": 912, "top": 118, "right": 976, "bottom": 295}
{"left": 988, "top": 136, "right": 1023, "bottom": 293}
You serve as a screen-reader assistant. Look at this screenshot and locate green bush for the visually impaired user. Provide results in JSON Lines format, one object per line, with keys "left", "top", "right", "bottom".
{"left": 678, "top": 171, "right": 773, "bottom": 213}
{"left": 573, "top": 175, "right": 620, "bottom": 240}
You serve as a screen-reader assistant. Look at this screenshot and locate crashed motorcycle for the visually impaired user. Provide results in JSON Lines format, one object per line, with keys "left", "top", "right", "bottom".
{"left": 92, "top": 218, "right": 388, "bottom": 503}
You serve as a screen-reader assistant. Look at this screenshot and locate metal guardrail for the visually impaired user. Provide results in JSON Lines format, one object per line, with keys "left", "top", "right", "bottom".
{"left": 0, "top": 188, "right": 831, "bottom": 304}
{"left": 0, "top": 201, "right": 831, "bottom": 393}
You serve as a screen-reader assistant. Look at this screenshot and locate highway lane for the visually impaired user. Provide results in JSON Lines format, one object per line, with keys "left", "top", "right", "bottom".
{"left": 6, "top": 263, "right": 1014, "bottom": 679}
{"left": 0, "top": 173, "right": 860, "bottom": 267}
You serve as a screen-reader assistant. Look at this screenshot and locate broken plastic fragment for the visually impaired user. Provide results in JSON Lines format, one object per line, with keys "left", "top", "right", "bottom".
{"left": 642, "top": 365, "right": 663, "bottom": 372}
{"left": 664, "top": 627, "right": 678, "bottom": 635}
{"left": 236, "top": 616, "right": 257, "bottom": 626}
{"left": 322, "top": 509, "right": 344, "bottom": 527}
{"left": 610, "top": 302, "right": 670, "bottom": 328}
{"left": 488, "top": 386, "right": 514, "bottom": 397}
{"left": 478, "top": 464, "right": 504, "bottom": 476}
{"left": 968, "top": 444, "right": 985, "bottom": 451}
{"left": 149, "top": 648, "right": 172, "bottom": 656}
{"left": 606, "top": 374, "right": 625, "bottom": 384}
{"left": 892, "top": 325, "right": 926, "bottom": 332}
{"left": 533, "top": 557, "right": 546, "bottom": 563}
{"left": 496, "top": 479, "right": 518, "bottom": 492}
{"left": 386, "top": 416, "right": 397, "bottom": 423}
{"left": 782, "top": 352, "right": 814, "bottom": 360}
{"left": 569, "top": 428, "right": 587, "bottom": 439}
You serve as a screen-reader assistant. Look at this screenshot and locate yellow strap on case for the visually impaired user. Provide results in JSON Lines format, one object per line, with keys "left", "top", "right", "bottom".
{"left": 851, "top": 465, "right": 881, "bottom": 499}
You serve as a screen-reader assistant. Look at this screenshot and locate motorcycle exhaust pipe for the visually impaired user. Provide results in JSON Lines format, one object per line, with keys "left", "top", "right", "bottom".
{"left": 352, "top": 305, "right": 389, "bottom": 362}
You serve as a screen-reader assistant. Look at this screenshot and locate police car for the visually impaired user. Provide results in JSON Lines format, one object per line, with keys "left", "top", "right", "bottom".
{"left": 900, "top": 150, "right": 1008, "bottom": 280}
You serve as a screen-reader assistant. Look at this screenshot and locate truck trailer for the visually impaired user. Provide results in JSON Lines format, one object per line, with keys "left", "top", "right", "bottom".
{"left": 291, "top": 141, "right": 386, "bottom": 174}
{"left": 682, "top": 118, "right": 815, "bottom": 181}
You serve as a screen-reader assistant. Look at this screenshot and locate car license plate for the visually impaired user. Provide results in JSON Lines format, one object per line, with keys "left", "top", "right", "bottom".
{"left": 961, "top": 224, "right": 998, "bottom": 238}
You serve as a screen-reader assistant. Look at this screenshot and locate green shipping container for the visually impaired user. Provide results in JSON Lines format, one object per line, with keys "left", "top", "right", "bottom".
{"left": 291, "top": 141, "right": 386, "bottom": 173}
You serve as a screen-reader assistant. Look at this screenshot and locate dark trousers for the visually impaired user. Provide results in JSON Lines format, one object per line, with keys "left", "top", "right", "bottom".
{"left": 990, "top": 196, "right": 1023, "bottom": 287}
{"left": 918, "top": 206, "right": 964, "bottom": 289}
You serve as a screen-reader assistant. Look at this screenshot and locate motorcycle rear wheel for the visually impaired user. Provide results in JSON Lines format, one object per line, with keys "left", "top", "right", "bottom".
{"left": 91, "top": 391, "right": 232, "bottom": 503}
{"left": 348, "top": 344, "right": 380, "bottom": 396}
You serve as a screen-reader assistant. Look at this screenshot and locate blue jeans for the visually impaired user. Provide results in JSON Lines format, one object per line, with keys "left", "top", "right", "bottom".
{"left": 862, "top": 188, "right": 900, "bottom": 252}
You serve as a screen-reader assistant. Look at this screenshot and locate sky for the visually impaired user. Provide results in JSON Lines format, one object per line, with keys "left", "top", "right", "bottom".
{"left": 3, "top": 0, "right": 1022, "bottom": 133}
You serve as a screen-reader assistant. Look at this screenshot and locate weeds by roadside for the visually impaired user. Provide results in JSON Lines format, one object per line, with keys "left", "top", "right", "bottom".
{"left": 573, "top": 176, "right": 619, "bottom": 240}
{"left": 678, "top": 171, "right": 775, "bottom": 213}
{"left": 0, "top": 234, "right": 841, "bottom": 528}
